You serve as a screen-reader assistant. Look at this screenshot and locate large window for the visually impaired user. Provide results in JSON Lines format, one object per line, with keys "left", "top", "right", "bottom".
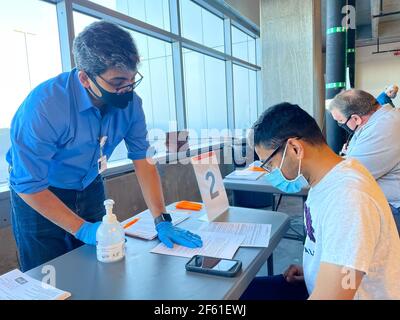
{"left": 0, "top": 0, "right": 62, "bottom": 185}
{"left": 180, "top": 0, "right": 224, "bottom": 53}
{"left": 233, "top": 65, "right": 258, "bottom": 130}
{"left": 133, "top": 35, "right": 176, "bottom": 132}
{"left": 0, "top": 0, "right": 260, "bottom": 186}
{"left": 89, "top": 0, "right": 171, "bottom": 31}
{"left": 232, "top": 26, "right": 256, "bottom": 65}
{"left": 183, "top": 49, "right": 227, "bottom": 135}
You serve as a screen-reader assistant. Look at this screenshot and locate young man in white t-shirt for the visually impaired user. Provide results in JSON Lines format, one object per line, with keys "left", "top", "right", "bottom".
{"left": 241, "top": 102, "right": 400, "bottom": 300}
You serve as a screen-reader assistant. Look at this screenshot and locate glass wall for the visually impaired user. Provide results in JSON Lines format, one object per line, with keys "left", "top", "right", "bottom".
{"left": 233, "top": 65, "right": 258, "bottom": 130}
{"left": 232, "top": 26, "right": 256, "bottom": 65}
{"left": 89, "top": 0, "right": 171, "bottom": 31}
{"left": 0, "top": 0, "right": 62, "bottom": 184}
{"left": 183, "top": 49, "right": 227, "bottom": 135}
{"left": 0, "top": 0, "right": 260, "bottom": 185}
{"left": 180, "top": 0, "right": 224, "bottom": 53}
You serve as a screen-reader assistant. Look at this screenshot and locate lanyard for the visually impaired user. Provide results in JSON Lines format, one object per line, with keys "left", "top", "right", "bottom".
{"left": 98, "top": 111, "right": 113, "bottom": 157}
{"left": 99, "top": 136, "right": 108, "bottom": 157}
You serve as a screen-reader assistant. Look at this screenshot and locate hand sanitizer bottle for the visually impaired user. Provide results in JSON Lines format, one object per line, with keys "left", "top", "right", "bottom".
{"left": 96, "top": 199, "right": 125, "bottom": 263}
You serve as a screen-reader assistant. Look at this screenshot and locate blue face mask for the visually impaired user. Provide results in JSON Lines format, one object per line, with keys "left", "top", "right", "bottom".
{"left": 264, "top": 143, "right": 309, "bottom": 193}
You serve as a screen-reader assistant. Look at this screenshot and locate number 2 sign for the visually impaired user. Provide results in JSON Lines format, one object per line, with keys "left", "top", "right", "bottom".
{"left": 191, "top": 151, "right": 229, "bottom": 221}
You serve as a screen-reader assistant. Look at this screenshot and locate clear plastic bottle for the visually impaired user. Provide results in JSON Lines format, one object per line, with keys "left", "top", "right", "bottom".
{"left": 96, "top": 199, "right": 126, "bottom": 263}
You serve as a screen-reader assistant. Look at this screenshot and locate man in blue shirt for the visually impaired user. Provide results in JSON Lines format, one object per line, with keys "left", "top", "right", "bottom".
{"left": 376, "top": 84, "right": 398, "bottom": 108}
{"left": 7, "top": 21, "right": 202, "bottom": 272}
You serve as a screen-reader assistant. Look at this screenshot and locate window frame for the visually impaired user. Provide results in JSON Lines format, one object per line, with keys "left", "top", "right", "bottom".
{"left": 0, "top": 0, "right": 261, "bottom": 188}
{"left": 48, "top": 0, "right": 261, "bottom": 134}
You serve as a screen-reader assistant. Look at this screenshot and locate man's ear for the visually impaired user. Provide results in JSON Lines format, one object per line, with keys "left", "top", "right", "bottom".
{"left": 288, "top": 138, "right": 304, "bottom": 159}
{"left": 353, "top": 114, "right": 363, "bottom": 126}
{"left": 78, "top": 70, "right": 91, "bottom": 89}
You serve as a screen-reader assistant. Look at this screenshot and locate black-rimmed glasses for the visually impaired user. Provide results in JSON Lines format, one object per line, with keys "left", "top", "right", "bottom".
{"left": 259, "top": 137, "right": 301, "bottom": 173}
{"left": 259, "top": 143, "right": 284, "bottom": 173}
{"left": 93, "top": 72, "right": 144, "bottom": 93}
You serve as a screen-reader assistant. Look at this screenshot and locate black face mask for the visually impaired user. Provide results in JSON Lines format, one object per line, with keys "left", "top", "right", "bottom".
{"left": 338, "top": 114, "right": 358, "bottom": 135}
{"left": 88, "top": 75, "right": 133, "bottom": 109}
{"left": 338, "top": 122, "right": 356, "bottom": 135}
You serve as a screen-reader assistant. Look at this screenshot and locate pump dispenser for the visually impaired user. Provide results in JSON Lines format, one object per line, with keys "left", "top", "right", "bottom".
{"left": 96, "top": 199, "right": 125, "bottom": 263}
{"left": 103, "top": 199, "right": 117, "bottom": 223}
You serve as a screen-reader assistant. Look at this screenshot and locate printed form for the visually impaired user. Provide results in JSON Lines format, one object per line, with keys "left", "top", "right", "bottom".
{"left": 198, "top": 222, "right": 272, "bottom": 247}
{"left": 150, "top": 231, "right": 245, "bottom": 259}
{"left": 0, "top": 269, "right": 71, "bottom": 300}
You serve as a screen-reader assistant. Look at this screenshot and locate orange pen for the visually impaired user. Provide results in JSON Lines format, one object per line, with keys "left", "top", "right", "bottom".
{"left": 123, "top": 217, "right": 140, "bottom": 229}
{"left": 176, "top": 204, "right": 201, "bottom": 211}
{"left": 176, "top": 201, "right": 202, "bottom": 211}
{"left": 179, "top": 200, "right": 202, "bottom": 208}
{"left": 248, "top": 166, "right": 266, "bottom": 172}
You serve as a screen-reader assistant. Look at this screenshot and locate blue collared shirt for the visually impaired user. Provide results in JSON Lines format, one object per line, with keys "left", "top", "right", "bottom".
{"left": 377, "top": 92, "right": 395, "bottom": 108}
{"left": 6, "top": 69, "right": 150, "bottom": 194}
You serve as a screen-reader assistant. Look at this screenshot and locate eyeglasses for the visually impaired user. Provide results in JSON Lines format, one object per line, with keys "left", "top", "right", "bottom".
{"left": 259, "top": 137, "right": 301, "bottom": 173}
{"left": 91, "top": 72, "right": 144, "bottom": 93}
{"left": 259, "top": 143, "right": 284, "bottom": 173}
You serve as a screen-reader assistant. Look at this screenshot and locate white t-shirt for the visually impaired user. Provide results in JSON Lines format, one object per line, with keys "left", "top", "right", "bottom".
{"left": 303, "top": 159, "right": 400, "bottom": 299}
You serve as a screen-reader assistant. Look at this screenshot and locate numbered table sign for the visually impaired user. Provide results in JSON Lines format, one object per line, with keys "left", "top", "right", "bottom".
{"left": 191, "top": 151, "right": 229, "bottom": 221}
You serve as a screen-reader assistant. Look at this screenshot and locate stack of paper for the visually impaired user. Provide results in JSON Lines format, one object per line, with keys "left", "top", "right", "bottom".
{"left": 226, "top": 161, "right": 267, "bottom": 181}
{"left": 150, "top": 231, "right": 245, "bottom": 259}
{"left": 226, "top": 169, "right": 266, "bottom": 181}
{"left": 150, "top": 222, "right": 272, "bottom": 259}
{"left": 198, "top": 222, "right": 272, "bottom": 247}
{"left": 123, "top": 211, "right": 190, "bottom": 240}
{"left": 0, "top": 269, "right": 71, "bottom": 300}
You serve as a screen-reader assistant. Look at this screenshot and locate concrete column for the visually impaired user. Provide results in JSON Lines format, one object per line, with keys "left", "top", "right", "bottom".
{"left": 260, "top": 0, "right": 324, "bottom": 128}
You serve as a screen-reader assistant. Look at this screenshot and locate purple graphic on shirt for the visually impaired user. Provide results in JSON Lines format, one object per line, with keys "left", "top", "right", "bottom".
{"left": 304, "top": 203, "right": 316, "bottom": 243}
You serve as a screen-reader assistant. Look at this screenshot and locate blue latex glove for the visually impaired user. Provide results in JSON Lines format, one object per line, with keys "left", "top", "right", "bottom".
{"left": 75, "top": 221, "right": 101, "bottom": 245}
{"left": 156, "top": 222, "right": 203, "bottom": 249}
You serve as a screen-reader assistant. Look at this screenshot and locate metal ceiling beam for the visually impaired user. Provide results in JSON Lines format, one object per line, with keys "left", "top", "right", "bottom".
{"left": 371, "top": 0, "right": 381, "bottom": 40}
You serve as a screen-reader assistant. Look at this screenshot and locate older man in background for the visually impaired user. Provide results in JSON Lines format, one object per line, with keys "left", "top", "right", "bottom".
{"left": 328, "top": 89, "right": 400, "bottom": 233}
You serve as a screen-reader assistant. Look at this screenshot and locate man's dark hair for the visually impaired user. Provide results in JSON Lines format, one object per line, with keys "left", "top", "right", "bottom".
{"left": 252, "top": 102, "right": 326, "bottom": 149}
{"left": 73, "top": 21, "right": 139, "bottom": 75}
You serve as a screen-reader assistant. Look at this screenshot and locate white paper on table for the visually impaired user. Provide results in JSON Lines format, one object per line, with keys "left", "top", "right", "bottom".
{"left": 226, "top": 170, "right": 266, "bottom": 181}
{"left": 197, "top": 214, "right": 209, "bottom": 222}
{"left": 123, "top": 211, "right": 190, "bottom": 240}
{"left": 0, "top": 269, "right": 71, "bottom": 300}
{"left": 191, "top": 151, "right": 229, "bottom": 221}
{"left": 226, "top": 160, "right": 266, "bottom": 181}
{"left": 150, "top": 231, "right": 245, "bottom": 259}
{"left": 198, "top": 222, "right": 272, "bottom": 247}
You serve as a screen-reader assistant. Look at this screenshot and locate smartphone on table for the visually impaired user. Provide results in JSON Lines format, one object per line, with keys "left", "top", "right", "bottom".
{"left": 185, "top": 255, "right": 242, "bottom": 277}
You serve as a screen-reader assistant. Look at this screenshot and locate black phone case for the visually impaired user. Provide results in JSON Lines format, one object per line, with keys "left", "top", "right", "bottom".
{"left": 185, "top": 256, "right": 242, "bottom": 277}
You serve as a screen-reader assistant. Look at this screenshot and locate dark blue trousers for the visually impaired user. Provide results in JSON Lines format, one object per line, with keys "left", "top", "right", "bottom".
{"left": 10, "top": 175, "right": 106, "bottom": 272}
{"left": 390, "top": 204, "right": 400, "bottom": 234}
{"left": 240, "top": 275, "right": 309, "bottom": 300}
